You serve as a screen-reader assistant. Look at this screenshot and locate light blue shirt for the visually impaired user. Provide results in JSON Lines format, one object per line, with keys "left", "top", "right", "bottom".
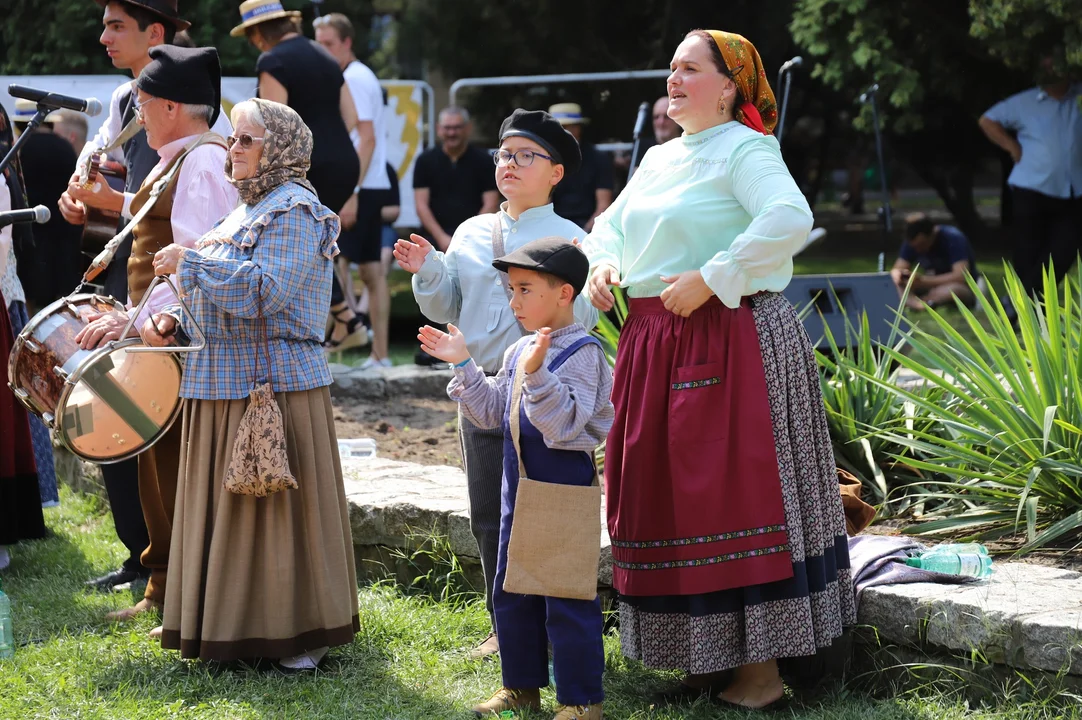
{"left": 584, "top": 122, "right": 813, "bottom": 309}
{"left": 984, "top": 84, "right": 1082, "bottom": 199}
{"left": 412, "top": 203, "right": 599, "bottom": 372}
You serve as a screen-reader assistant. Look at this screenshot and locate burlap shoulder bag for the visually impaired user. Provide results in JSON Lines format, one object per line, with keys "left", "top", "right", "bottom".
{"left": 502, "top": 349, "right": 602, "bottom": 601}
{"left": 222, "top": 279, "right": 298, "bottom": 497}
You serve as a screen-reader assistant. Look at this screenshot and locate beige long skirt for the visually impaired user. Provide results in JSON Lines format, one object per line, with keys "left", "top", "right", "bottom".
{"left": 160, "top": 387, "right": 359, "bottom": 661}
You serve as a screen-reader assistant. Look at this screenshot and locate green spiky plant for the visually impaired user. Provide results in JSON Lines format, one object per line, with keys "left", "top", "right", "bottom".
{"left": 855, "top": 263, "right": 1082, "bottom": 551}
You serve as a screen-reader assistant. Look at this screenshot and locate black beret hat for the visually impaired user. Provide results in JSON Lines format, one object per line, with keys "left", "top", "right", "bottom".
{"left": 499, "top": 108, "right": 582, "bottom": 177}
{"left": 136, "top": 46, "right": 222, "bottom": 126}
{"left": 492, "top": 236, "right": 590, "bottom": 295}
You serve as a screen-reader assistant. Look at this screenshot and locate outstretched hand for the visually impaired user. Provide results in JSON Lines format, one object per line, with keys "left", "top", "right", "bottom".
{"left": 418, "top": 323, "right": 469, "bottom": 365}
{"left": 522, "top": 328, "right": 552, "bottom": 374}
{"left": 394, "top": 233, "right": 434, "bottom": 274}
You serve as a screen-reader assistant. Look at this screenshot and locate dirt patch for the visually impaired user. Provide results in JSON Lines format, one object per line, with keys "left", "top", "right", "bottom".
{"left": 334, "top": 397, "right": 462, "bottom": 468}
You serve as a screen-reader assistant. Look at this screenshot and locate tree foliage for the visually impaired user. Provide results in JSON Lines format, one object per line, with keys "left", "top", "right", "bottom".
{"left": 970, "top": 0, "right": 1082, "bottom": 72}
{"left": 790, "top": 0, "right": 1036, "bottom": 239}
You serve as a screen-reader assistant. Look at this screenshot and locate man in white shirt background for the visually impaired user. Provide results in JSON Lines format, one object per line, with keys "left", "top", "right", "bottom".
{"left": 315, "top": 12, "right": 393, "bottom": 371}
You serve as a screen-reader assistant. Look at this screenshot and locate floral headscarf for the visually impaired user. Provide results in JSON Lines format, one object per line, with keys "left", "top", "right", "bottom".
{"left": 706, "top": 30, "right": 778, "bottom": 135}
{"left": 226, "top": 98, "right": 317, "bottom": 205}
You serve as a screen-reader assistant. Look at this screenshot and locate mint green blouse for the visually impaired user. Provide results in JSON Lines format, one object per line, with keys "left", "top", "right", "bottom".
{"left": 583, "top": 121, "right": 813, "bottom": 309}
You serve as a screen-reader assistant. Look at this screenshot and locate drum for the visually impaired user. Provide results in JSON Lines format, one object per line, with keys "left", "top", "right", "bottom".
{"left": 7, "top": 293, "right": 183, "bottom": 464}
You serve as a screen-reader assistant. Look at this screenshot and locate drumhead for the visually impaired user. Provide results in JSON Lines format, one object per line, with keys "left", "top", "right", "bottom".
{"left": 56, "top": 338, "right": 183, "bottom": 464}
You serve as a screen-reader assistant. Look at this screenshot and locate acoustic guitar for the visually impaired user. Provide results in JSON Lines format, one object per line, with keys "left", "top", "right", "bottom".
{"left": 79, "top": 153, "right": 127, "bottom": 255}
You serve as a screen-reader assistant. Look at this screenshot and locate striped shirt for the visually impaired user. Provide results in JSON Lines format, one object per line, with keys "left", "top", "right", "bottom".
{"left": 449, "top": 323, "right": 614, "bottom": 452}
{"left": 169, "top": 182, "right": 340, "bottom": 400}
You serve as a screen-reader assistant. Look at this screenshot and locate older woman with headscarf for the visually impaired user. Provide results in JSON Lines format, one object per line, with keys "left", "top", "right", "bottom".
{"left": 583, "top": 31, "right": 855, "bottom": 710}
{"left": 144, "top": 99, "right": 357, "bottom": 670}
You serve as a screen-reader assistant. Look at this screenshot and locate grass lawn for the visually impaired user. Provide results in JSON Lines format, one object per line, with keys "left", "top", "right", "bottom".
{"left": 1, "top": 488, "right": 1079, "bottom": 719}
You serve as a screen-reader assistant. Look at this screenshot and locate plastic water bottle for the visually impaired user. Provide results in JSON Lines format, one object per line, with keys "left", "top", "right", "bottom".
{"left": 906, "top": 551, "right": 993, "bottom": 578}
{"left": 0, "top": 578, "right": 13, "bottom": 660}
{"left": 928, "top": 543, "right": 989, "bottom": 556}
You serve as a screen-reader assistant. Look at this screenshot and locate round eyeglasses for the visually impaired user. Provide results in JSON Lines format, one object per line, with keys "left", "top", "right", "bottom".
{"left": 493, "top": 149, "right": 555, "bottom": 168}
{"left": 227, "top": 133, "right": 267, "bottom": 150}
{"left": 132, "top": 96, "right": 162, "bottom": 119}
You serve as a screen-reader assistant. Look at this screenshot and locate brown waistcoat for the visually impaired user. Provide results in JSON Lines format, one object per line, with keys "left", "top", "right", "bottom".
{"left": 127, "top": 133, "right": 228, "bottom": 305}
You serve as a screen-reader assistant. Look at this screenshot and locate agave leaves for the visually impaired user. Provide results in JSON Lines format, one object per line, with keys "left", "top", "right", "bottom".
{"left": 855, "top": 263, "right": 1082, "bottom": 551}
{"left": 591, "top": 286, "right": 629, "bottom": 368}
{"left": 812, "top": 288, "right": 943, "bottom": 510}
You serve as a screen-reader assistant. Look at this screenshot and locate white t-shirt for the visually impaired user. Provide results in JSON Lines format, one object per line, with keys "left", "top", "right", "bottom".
{"left": 344, "top": 60, "right": 390, "bottom": 190}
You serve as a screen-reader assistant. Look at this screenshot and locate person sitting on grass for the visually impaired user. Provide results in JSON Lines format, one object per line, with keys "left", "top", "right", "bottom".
{"left": 890, "top": 213, "right": 979, "bottom": 311}
{"left": 417, "top": 237, "right": 613, "bottom": 720}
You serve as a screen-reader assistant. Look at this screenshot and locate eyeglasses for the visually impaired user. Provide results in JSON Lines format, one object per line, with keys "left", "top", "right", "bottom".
{"left": 226, "top": 133, "right": 267, "bottom": 149}
{"left": 132, "top": 96, "right": 161, "bottom": 119}
{"left": 493, "top": 149, "right": 555, "bottom": 168}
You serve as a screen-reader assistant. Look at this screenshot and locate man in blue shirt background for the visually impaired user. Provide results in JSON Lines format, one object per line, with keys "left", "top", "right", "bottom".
{"left": 979, "top": 55, "right": 1081, "bottom": 295}
{"left": 891, "top": 213, "right": 979, "bottom": 310}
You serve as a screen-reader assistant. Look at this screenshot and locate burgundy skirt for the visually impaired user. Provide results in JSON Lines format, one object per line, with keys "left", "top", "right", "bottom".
{"left": 606, "top": 295, "right": 793, "bottom": 596}
{"left": 1, "top": 288, "right": 46, "bottom": 545}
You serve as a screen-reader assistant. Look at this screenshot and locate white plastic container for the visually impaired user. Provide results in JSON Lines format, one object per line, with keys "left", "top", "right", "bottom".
{"left": 337, "top": 438, "right": 378, "bottom": 459}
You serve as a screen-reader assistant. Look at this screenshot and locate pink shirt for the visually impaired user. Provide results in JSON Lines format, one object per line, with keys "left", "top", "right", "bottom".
{"left": 124, "top": 134, "right": 238, "bottom": 330}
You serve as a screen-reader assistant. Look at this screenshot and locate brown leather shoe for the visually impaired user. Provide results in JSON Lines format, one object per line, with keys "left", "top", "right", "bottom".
{"left": 468, "top": 632, "right": 500, "bottom": 659}
{"left": 104, "top": 598, "right": 162, "bottom": 622}
{"left": 553, "top": 703, "right": 603, "bottom": 719}
{"left": 471, "top": 687, "right": 541, "bottom": 716}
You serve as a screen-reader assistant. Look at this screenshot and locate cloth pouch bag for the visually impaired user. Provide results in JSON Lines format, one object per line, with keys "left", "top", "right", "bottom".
{"left": 503, "top": 351, "right": 602, "bottom": 601}
{"left": 222, "top": 285, "right": 298, "bottom": 497}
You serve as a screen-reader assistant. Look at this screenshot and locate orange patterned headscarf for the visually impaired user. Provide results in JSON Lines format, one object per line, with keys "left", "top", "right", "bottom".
{"left": 706, "top": 30, "right": 777, "bottom": 135}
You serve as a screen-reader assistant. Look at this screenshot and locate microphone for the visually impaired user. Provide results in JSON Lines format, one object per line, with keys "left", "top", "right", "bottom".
{"left": 0, "top": 206, "right": 51, "bottom": 228}
{"left": 779, "top": 56, "right": 803, "bottom": 74}
{"left": 632, "top": 101, "right": 649, "bottom": 140}
{"left": 7, "top": 85, "right": 103, "bottom": 117}
{"left": 859, "top": 83, "right": 880, "bottom": 104}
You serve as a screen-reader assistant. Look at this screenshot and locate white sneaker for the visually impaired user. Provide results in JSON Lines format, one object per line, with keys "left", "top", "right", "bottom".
{"left": 359, "top": 357, "right": 393, "bottom": 371}
{"left": 279, "top": 646, "right": 328, "bottom": 670}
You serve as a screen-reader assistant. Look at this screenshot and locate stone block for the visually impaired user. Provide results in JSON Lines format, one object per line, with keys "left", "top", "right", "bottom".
{"left": 858, "top": 563, "right": 1082, "bottom": 676}
{"left": 330, "top": 364, "right": 452, "bottom": 400}
{"left": 1019, "top": 609, "right": 1082, "bottom": 675}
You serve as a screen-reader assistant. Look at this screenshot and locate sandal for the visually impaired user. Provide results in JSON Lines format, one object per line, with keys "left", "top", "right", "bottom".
{"left": 324, "top": 306, "right": 367, "bottom": 351}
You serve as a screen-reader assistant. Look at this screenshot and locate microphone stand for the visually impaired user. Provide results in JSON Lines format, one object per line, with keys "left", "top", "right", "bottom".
{"left": 627, "top": 101, "right": 649, "bottom": 184}
{"left": 776, "top": 68, "right": 795, "bottom": 146}
{"left": 0, "top": 105, "right": 50, "bottom": 176}
{"left": 860, "top": 84, "right": 893, "bottom": 239}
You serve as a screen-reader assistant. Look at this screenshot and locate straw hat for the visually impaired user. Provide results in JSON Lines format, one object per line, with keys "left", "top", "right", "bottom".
{"left": 548, "top": 102, "right": 590, "bottom": 126}
{"left": 230, "top": 0, "right": 302, "bottom": 38}
{"left": 12, "top": 99, "right": 62, "bottom": 124}
{"left": 92, "top": 0, "right": 191, "bottom": 32}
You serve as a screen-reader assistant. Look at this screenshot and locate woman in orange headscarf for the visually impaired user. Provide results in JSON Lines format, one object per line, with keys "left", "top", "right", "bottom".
{"left": 583, "top": 30, "right": 854, "bottom": 709}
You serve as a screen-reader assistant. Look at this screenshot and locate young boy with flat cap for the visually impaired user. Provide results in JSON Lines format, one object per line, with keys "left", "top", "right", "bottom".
{"left": 395, "top": 109, "right": 599, "bottom": 661}
{"left": 419, "top": 237, "right": 613, "bottom": 720}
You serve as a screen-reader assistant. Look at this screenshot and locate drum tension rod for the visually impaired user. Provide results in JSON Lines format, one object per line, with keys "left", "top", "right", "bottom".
{"left": 53, "top": 365, "right": 69, "bottom": 380}
{"left": 23, "top": 338, "right": 43, "bottom": 354}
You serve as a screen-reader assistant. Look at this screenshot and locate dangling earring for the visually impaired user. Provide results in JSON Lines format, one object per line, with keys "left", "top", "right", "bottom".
{"left": 717, "top": 98, "right": 726, "bottom": 115}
